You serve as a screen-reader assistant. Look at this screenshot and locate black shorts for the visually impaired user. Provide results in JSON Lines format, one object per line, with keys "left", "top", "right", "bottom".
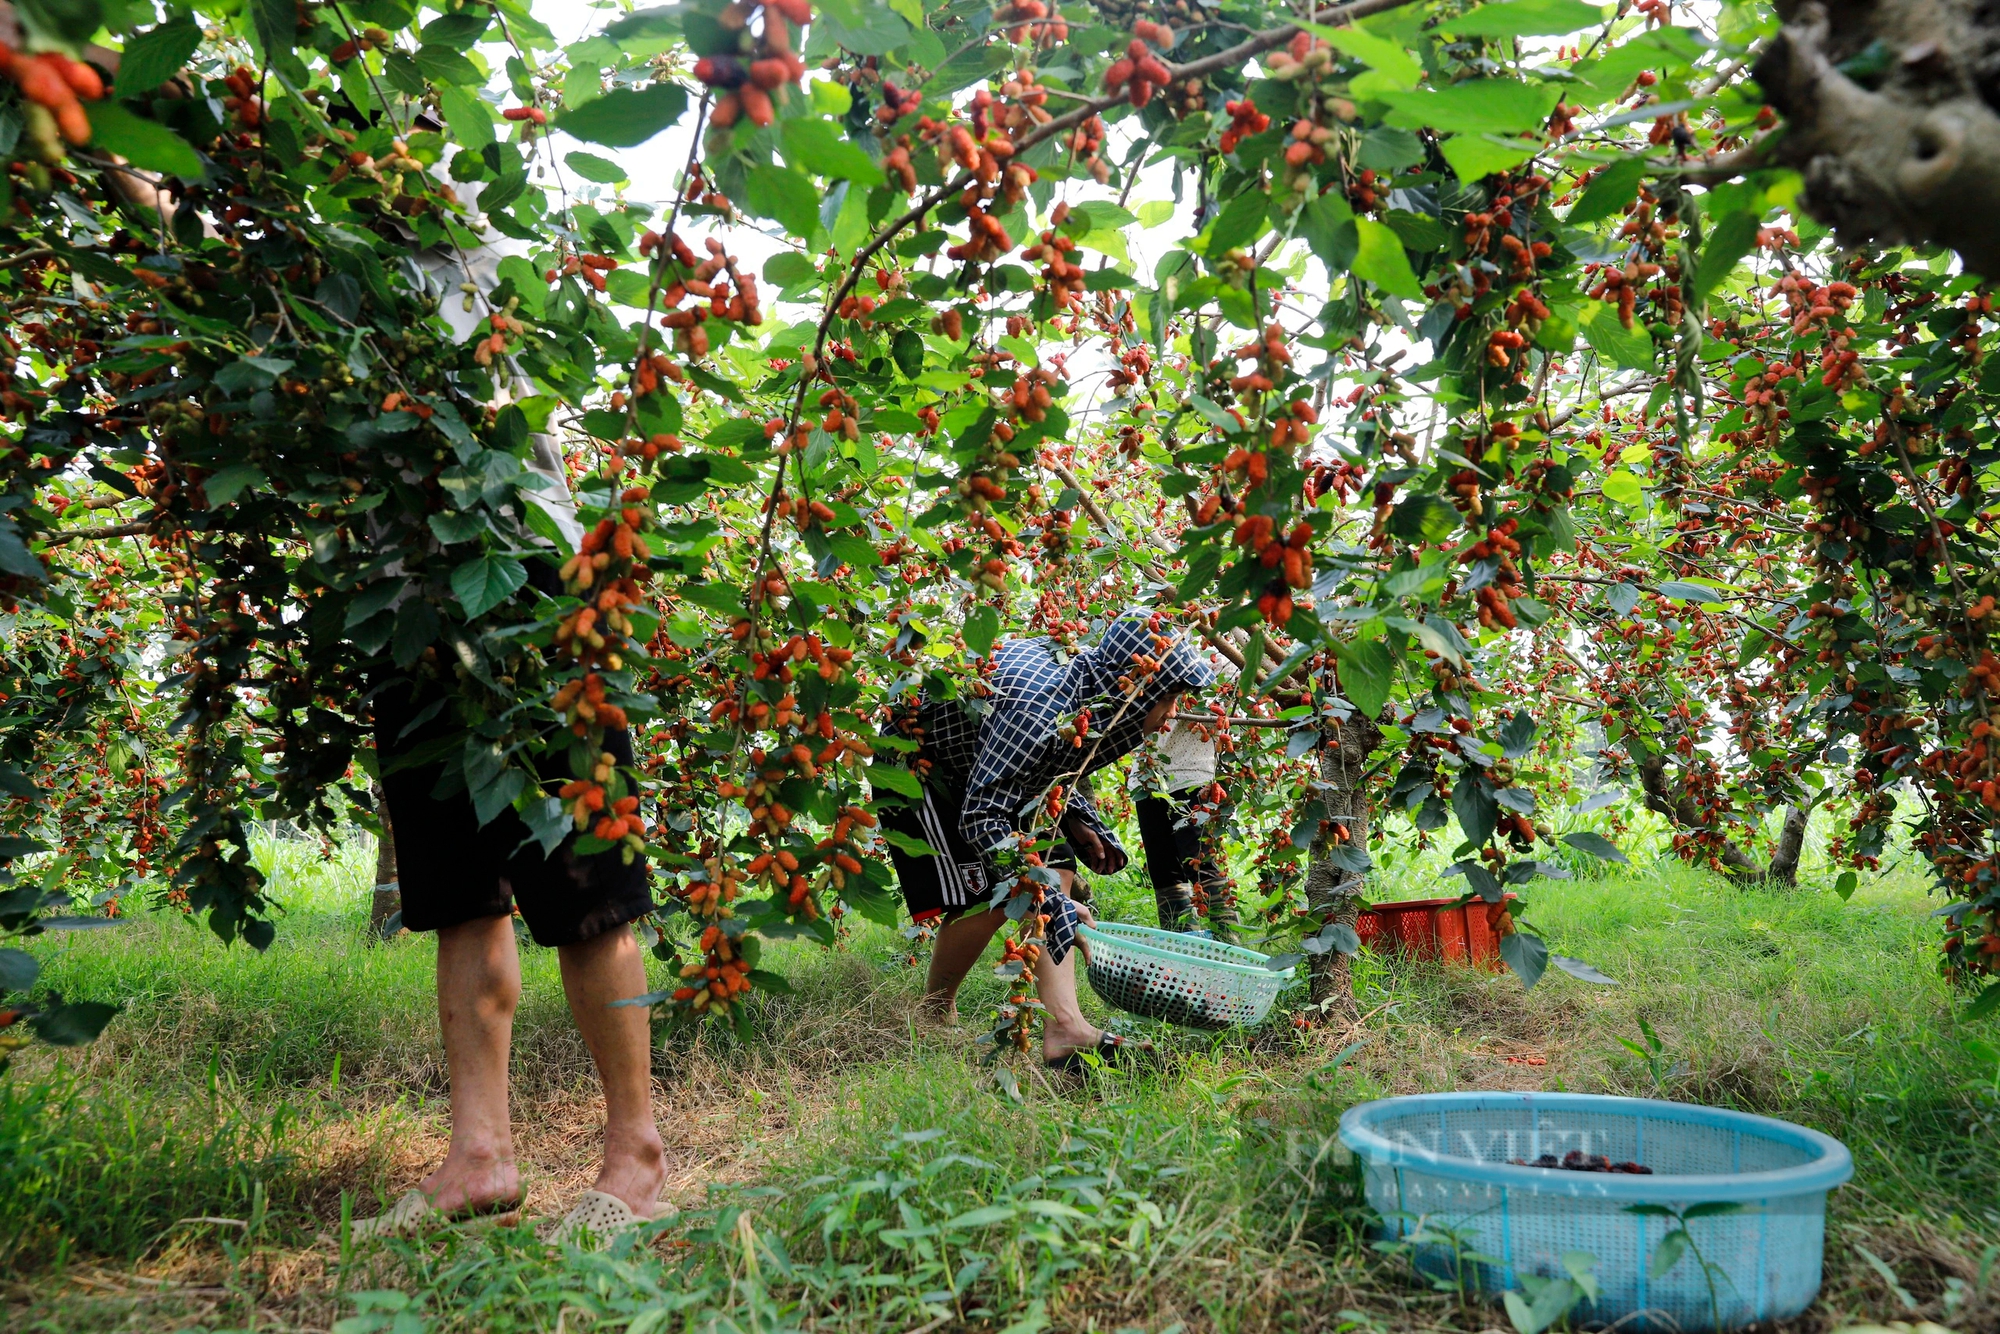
{"left": 373, "top": 676, "right": 654, "bottom": 948}
{"left": 878, "top": 780, "right": 1074, "bottom": 922}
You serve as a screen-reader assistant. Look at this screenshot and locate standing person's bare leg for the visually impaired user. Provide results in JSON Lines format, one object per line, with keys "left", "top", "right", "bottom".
{"left": 556, "top": 926, "right": 667, "bottom": 1215}
{"left": 420, "top": 914, "right": 525, "bottom": 1212}
{"left": 1041, "top": 868, "right": 1111, "bottom": 1060}
{"left": 922, "top": 906, "right": 1009, "bottom": 1020}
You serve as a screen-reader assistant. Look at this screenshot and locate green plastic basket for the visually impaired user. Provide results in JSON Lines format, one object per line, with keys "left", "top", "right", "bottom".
{"left": 1079, "top": 922, "right": 1295, "bottom": 1029}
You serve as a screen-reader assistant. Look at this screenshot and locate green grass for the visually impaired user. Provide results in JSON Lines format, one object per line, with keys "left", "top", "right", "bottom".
{"left": 4, "top": 835, "right": 1999, "bottom": 1331}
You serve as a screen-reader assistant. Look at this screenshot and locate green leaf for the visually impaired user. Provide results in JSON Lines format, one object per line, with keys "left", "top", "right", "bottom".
{"left": 868, "top": 764, "right": 923, "bottom": 799}
{"left": 345, "top": 577, "right": 408, "bottom": 629}
{"left": 1351, "top": 219, "right": 1424, "bottom": 299}
{"left": 1833, "top": 869, "right": 1858, "bottom": 901}
{"left": 782, "top": 118, "right": 886, "bottom": 186}
{"left": 438, "top": 84, "right": 496, "bottom": 152}
{"left": 764, "top": 252, "right": 819, "bottom": 288}
{"left": 1439, "top": 133, "right": 1541, "bottom": 183}
{"left": 1446, "top": 0, "right": 1607, "bottom": 39}
{"left": 1379, "top": 80, "right": 1561, "bottom": 137}
{"left": 29, "top": 1000, "right": 119, "bottom": 1046}
{"left": 1569, "top": 155, "right": 1651, "bottom": 224}
{"left": 203, "top": 463, "right": 266, "bottom": 506}
{"left": 556, "top": 81, "right": 690, "bottom": 148}
{"left": 1297, "top": 19, "right": 1421, "bottom": 89}
{"left": 414, "top": 44, "right": 483, "bottom": 86}
{"left": 943, "top": 1204, "right": 1018, "bottom": 1230}
{"left": 1696, "top": 209, "right": 1762, "bottom": 299}
{"left": 449, "top": 553, "right": 528, "bottom": 619}
{"left": 392, "top": 600, "right": 439, "bottom": 668}
{"left": 212, "top": 355, "right": 292, "bottom": 396}
{"left": 1966, "top": 982, "right": 2000, "bottom": 1022}
{"left": 1303, "top": 190, "right": 1359, "bottom": 273}
{"left": 1681, "top": 1201, "right": 1745, "bottom": 1219}
{"left": 1654, "top": 580, "right": 1722, "bottom": 604}
{"left": 1649, "top": 1227, "right": 1689, "bottom": 1277}
{"left": 1550, "top": 955, "right": 1619, "bottom": 984}
{"left": 1562, "top": 830, "right": 1630, "bottom": 864}
{"left": 891, "top": 328, "right": 925, "bottom": 378}
{"left": 742, "top": 164, "right": 822, "bottom": 241}
{"left": 248, "top": 0, "right": 293, "bottom": 59}
{"left": 1583, "top": 303, "right": 1654, "bottom": 369}
{"left": 14, "top": 0, "right": 100, "bottom": 51}
{"left": 421, "top": 10, "right": 492, "bottom": 47}
{"left": 1207, "top": 190, "right": 1269, "bottom": 258}
{"left": 811, "top": 2, "right": 911, "bottom": 56}
{"left": 1388, "top": 494, "right": 1459, "bottom": 543}
{"left": 1333, "top": 638, "right": 1394, "bottom": 720}
{"left": 0, "top": 518, "right": 42, "bottom": 582}
{"left": 114, "top": 17, "right": 202, "bottom": 95}
{"left": 0, "top": 948, "right": 39, "bottom": 992}
{"left": 1601, "top": 469, "right": 1645, "bottom": 507}
{"left": 88, "top": 101, "right": 202, "bottom": 178}
{"left": 1499, "top": 931, "right": 1549, "bottom": 988}
{"left": 964, "top": 604, "right": 999, "bottom": 656}
{"left": 880, "top": 829, "right": 939, "bottom": 857}
{"left": 565, "top": 151, "right": 627, "bottom": 184}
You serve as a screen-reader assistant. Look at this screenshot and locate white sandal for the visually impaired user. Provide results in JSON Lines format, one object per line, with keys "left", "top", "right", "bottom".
{"left": 540, "top": 1189, "right": 654, "bottom": 1249}
{"left": 344, "top": 1188, "right": 522, "bottom": 1242}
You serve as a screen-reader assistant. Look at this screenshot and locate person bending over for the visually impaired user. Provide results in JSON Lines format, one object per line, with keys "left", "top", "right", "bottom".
{"left": 879, "top": 615, "right": 1215, "bottom": 1067}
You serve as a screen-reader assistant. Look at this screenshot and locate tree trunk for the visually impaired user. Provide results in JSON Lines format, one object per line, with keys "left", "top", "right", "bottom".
{"left": 1305, "top": 713, "right": 1382, "bottom": 1018}
{"left": 1754, "top": 0, "right": 2000, "bottom": 278}
{"left": 1636, "top": 753, "right": 1812, "bottom": 886}
{"left": 369, "top": 782, "right": 401, "bottom": 940}
{"left": 1767, "top": 805, "right": 1811, "bottom": 887}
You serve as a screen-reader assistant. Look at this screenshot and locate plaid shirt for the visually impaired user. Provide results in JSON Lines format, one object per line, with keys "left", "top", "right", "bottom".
{"left": 905, "top": 616, "right": 1216, "bottom": 959}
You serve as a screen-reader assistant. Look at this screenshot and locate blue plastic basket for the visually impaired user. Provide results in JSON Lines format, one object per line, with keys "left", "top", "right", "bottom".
{"left": 1339, "top": 1093, "right": 1853, "bottom": 1331}
{"left": 1078, "top": 922, "right": 1293, "bottom": 1028}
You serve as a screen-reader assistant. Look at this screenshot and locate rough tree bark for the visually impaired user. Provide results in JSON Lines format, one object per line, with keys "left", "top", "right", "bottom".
{"left": 1754, "top": 0, "right": 2000, "bottom": 276}
{"left": 1636, "top": 753, "right": 1810, "bottom": 886}
{"left": 369, "top": 781, "right": 401, "bottom": 939}
{"left": 1305, "top": 713, "right": 1383, "bottom": 1017}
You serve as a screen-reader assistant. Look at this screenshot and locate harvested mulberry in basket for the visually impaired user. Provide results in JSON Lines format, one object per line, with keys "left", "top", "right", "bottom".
{"left": 1511, "top": 1151, "right": 1653, "bottom": 1174}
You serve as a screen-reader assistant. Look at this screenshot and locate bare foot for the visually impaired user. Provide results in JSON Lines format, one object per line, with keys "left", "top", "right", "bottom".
{"left": 418, "top": 1146, "right": 522, "bottom": 1216}
{"left": 918, "top": 993, "right": 961, "bottom": 1029}
{"left": 592, "top": 1125, "right": 667, "bottom": 1219}
{"left": 1041, "top": 1024, "right": 1108, "bottom": 1064}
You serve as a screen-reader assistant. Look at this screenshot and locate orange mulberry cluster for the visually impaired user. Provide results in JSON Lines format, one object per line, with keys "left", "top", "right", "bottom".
{"left": 1772, "top": 271, "right": 1856, "bottom": 337}
{"left": 1219, "top": 98, "right": 1268, "bottom": 154}
{"left": 815, "top": 802, "right": 878, "bottom": 896}
{"left": 1103, "top": 21, "right": 1174, "bottom": 105}
{"left": 1264, "top": 31, "right": 1333, "bottom": 81}
{"left": 1348, "top": 168, "right": 1383, "bottom": 213}
{"left": 0, "top": 41, "right": 101, "bottom": 146}
{"left": 1023, "top": 211, "right": 1087, "bottom": 312}
{"left": 219, "top": 65, "right": 263, "bottom": 131}
{"left": 1462, "top": 518, "right": 1526, "bottom": 630}
{"left": 694, "top": 0, "right": 812, "bottom": 128}
{"left": 1284, "top": 119, "right": 1332, "bottom": 169}
{"left": 471, "top": 310, "right": 522, "bottom": 367}
{"left": 993, "top": 0, "right": 1067, "bottom": 46}
{"left": 1588, "top": 257, "right": 1661, "bottom": 329}
{"left": 672, "top": 917, "right": 754, "bottom": 1011}
{"left": 1228, "top": 323, "right": 1293, "bottom": 402}
{"left": 1067, "top": 113, "right": 1112, "bottom": 184}
{"left": 549, "top": 251, "right": 618, "bottom": 293}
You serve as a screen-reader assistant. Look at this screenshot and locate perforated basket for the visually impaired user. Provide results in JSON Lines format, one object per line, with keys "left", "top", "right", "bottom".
{"left": 1340, "top": 1092, "right": 1853, "bottom": 1331}
{"left": 1079, "top": 922, "right": 1294, "bottom": 1029}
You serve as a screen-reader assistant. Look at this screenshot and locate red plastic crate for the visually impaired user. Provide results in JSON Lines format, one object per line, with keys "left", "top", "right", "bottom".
{"left": 1352, "top": 895, "right": 1515, "bottom": 970}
